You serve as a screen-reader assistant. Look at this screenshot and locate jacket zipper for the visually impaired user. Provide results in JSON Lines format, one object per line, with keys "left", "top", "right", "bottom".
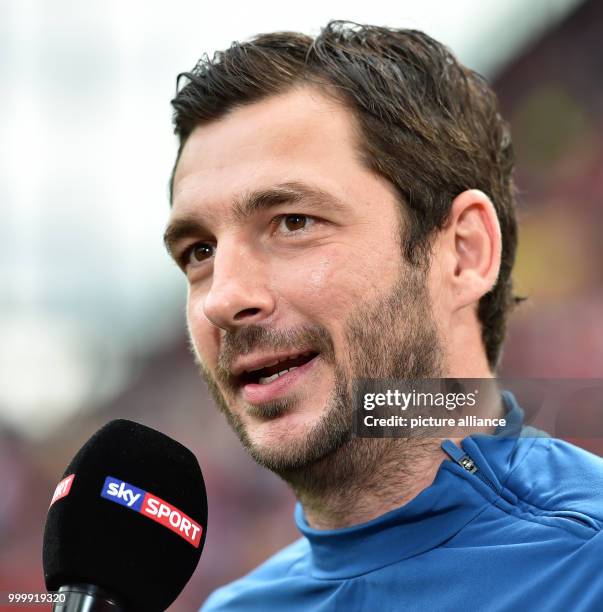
{"left": 441, "top": 439, "right": 499, "bottom": 495}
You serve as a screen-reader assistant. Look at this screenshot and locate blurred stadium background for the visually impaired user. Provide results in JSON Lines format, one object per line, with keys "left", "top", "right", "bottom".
{"left": 1, "top": 0, "right": 601, "bottom": 609}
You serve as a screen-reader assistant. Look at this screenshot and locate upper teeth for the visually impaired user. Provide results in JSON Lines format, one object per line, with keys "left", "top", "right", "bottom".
{"left": 259, "top": 366, "right": 298, "bottom": 385}
{"left": 246, "top": 351, "right": 312, "bottom": 374}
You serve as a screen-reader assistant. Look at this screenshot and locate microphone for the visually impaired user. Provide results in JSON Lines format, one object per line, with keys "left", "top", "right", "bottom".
{"left": 43, "top": 419, "right": 208, "bottom": 611}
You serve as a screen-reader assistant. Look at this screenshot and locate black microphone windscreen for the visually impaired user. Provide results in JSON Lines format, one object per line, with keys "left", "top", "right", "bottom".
{"left": 43, "top": 419, "right": 208, "bottom": 611}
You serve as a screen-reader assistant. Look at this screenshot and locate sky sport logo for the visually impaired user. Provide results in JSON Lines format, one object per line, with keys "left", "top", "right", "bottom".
{"left": 101, "top": 476, "right": 202, "bottom": 548}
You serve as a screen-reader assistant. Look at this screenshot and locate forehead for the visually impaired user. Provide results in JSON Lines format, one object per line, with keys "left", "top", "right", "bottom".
{"left": 171, "top": 86, "right": 367, "bottom": 215}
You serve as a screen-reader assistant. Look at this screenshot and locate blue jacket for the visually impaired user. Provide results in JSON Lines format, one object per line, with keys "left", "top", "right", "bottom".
{"left": 201, "top": 393, "right": 603, "bottom": 611}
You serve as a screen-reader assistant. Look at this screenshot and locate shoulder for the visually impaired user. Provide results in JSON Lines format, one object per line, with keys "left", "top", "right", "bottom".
{"left": 200, "top": 538, "right": 310, "bottom": 611}
{"left": 505, "top": 435, "right": 603, "bottom": 524}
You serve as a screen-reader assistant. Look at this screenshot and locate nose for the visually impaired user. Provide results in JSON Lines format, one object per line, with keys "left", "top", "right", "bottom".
{"left": 201, "top": 239, "right": 276, "bottom": 331}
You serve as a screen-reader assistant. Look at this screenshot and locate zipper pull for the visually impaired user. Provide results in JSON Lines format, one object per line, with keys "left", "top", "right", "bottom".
{"left": 441, "top": 439, "right": 478, "bottom": 474}
{"left": 441, "top": 439, "right": 500, "bottom": 496}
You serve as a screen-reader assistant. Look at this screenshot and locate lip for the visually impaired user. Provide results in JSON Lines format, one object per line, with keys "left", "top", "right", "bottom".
{"left": 241, "top": 354, "right": 321, "bottom": 405}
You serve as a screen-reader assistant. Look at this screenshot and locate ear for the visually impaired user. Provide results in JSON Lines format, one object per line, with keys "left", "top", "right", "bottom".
{"left": 445, "top": 189, "right": 502, "bottom": 310}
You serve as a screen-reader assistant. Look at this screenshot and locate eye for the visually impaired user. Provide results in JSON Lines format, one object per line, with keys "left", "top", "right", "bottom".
{"left": 182, "top": 242, "right": 215, "bottom": 268}
{"left": 276, "top": 214, "right": 314, "bottom": 234}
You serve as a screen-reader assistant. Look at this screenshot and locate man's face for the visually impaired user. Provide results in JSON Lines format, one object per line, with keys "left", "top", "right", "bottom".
{"left": 167, "top": 86, "right": 445, "bottom": 479}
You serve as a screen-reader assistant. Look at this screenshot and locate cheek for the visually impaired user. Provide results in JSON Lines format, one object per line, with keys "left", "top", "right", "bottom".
{"left": 185, "top": 288, "right": 218, "bottom": 361}
{"left": 274, "top": 244, "right": 390, "bottom": 319}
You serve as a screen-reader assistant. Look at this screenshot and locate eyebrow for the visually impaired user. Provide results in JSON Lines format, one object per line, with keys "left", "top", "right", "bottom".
{"left": 163, "top": 181, "right": 346, "bottom": 257}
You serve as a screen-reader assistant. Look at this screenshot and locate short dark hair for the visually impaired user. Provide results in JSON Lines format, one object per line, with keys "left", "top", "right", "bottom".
{"left": 170, "top": 20, "right": 522, "bottom": 370}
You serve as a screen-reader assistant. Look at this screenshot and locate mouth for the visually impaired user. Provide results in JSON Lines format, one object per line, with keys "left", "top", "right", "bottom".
{"left": 237, "top": 351, "right": 319, "bottom": 385}
{"left": 237, "top": 351, "right": 321, "bottom": 405}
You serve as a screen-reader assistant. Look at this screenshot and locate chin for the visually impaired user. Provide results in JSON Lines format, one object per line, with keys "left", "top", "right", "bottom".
{"left": 247, "top": 409, "right": 321, "bottom": 447}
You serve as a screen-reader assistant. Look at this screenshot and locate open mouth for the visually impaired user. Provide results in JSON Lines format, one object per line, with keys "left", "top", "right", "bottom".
{"left": 238, "top": 351, "right": 320, "bottom": 386}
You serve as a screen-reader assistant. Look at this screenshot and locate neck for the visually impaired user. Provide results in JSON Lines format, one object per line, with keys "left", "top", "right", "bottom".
{"left": 293, "top": 438, "right": 445, "bottom": 530}
{"left": 289, "top": 381, "right": 504, "bottom": 530}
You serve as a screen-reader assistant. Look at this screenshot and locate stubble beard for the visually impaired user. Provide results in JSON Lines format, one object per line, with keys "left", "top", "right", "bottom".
{"left": 194, "top": 261, "right": 445, "bottom": 501}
